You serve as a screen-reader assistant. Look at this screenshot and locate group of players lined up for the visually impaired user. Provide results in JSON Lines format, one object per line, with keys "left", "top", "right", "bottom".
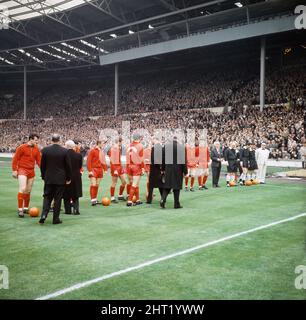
{"left": 11, "top": 132, "right": 269, "bottom": 216}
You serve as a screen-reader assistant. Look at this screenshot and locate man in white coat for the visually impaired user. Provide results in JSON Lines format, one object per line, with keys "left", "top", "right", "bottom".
{"left": 255, "top": 142, "right": 270, "bottom": 184}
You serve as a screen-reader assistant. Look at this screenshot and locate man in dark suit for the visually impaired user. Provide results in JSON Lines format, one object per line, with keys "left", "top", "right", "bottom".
{"left": 161, "top": 136, "right": 187, "bottom": 209}
{"left": 211, "top": 141, "right": 222, "bottom": 188}
{"left": 39, "top": 134, "right": 72, "bottom": 225}
{"left": 63, "top": 140, "right": 83, "bottom": 215}
{"left": 147, "top": 137, "right": 164, "bottom": 204}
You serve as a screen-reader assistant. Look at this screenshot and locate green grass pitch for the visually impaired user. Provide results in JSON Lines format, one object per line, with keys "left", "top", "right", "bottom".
{"left": 0, "top": 158, "right": 305, "bottom": 300}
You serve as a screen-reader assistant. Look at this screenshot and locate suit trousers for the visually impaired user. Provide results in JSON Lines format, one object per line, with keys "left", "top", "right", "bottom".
{"left": 41, "top": 184, "right": 65, "bottom": 222}
{"left": 147, "top": 187, "right": 163, "bottom": 203}
{"left": 212, "top": 166, "right": 221, "bottom": 186}
{"left": 162, "top": 188, "right": 180, "bottom": 207}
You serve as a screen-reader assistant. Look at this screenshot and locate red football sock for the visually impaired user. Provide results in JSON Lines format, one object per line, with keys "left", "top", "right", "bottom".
{"left": 90, "top": 186, "right": 94, "bottom": 200}
{"left": 202, "top": 176, "right": 208, "bottom": 186}
{"left": 93, "top": 186, "right": 99, "bottom": 199}
{"left": 135, "top": 187, "right": 139, "bottom": 201}
{"left": 23, "top": 193, "right": 30, "bottom": 208}
{"left": 198, "top": 176, "right": 202, "bottom": 186}
{"left": 185, "top": 177, "right": 189, "bottom": 186}
{"left": 18, "top": 192, "right": 23, "bottom": 210}
{"left": 119, "top": 184, "right": 125, "bottom": 196}
{"left": 128, "top": 186, "right": 136, "bottom": 202}
{"left": 191, "top": 177, "right": 195, "bottom": 188}
{"left": 110, "top": 186, "right": 115, "bottom": 197}
{"left": 127, "top": 183, "right": 131, "bottom": 196}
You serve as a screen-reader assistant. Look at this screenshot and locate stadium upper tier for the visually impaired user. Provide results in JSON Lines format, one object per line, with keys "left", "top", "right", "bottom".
{"left": 0, "top": 64, "right": 304, "bottom": 120}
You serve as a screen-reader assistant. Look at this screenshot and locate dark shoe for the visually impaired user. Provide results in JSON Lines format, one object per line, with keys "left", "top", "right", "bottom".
{"left": 160, "top": 200, "right": 165, "bottom": 209}
{"left": 202, "top": 185, "right": 208, "bottom": 190}
{"left": 126, "top": 201, "right": 133, "bottom": 207}
{"left": 216, "top": 184, "right": 221, "bottom": 188}
{"left": 39, "top": 218, "right": 45, "bottom": 224}
{"left": 146, "top": 201, "right": 152, "bottom": 204}
{"left": 73, "top": 212, "right": 80, "bottom": 215}
{"left": 135, "top": 200, "right": 142, "bottom": 205}
{"left": 174, "top": 205, "right": 183, "bottom": 209}
{"left": 111, "top": 199, "right": 118, "bottom": 203}
{"left": 190, "top": 187, "right": 195, "bottom": 192}
{"left": 18, "top": 211, "right": 24, "bottom": 218}
{"left": 23, "top": 209, "right": 29, "bottom": 214}
{"left": 53, "top": 220, "right": 62, "bottom": 225}
{"left": 118, "top": 196, "right": 127, "bottom": 201}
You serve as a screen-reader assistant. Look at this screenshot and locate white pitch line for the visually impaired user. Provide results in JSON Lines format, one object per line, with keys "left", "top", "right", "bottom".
{"left": 36, "top": 212, "right": 306, "bottom": 300}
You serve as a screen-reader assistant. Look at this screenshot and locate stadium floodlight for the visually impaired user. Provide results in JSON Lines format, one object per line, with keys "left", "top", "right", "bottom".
{"left": 234, "top": 2, "right": 243, "bottom": 7}
{"left": 80, "top": 39, "right": 106, "bottom": 53}
{"left": 38, "top": 47, "right": 67, "bottom": 61}
{"left": 0, "top": 56, "right": 14, "bottom": 65}
{"left": 148, "top": 24, "right": 154, "bottom": 29}
{"left": 110, "top": 34, "right": 117, "bottom": 38}
{"left": 61, "top": 42, "right": 91, "bottom": 56}
{"left": 49, "top": 45, "right": 77, "bottom": 58}
{"left": 18, "top": 49, "right": 43, "bottom": 63}
{"left": 129, "top": 30, "right": 135, "bottom": 34}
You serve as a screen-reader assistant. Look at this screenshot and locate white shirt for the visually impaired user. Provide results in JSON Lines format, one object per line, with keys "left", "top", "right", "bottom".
{"left": 255, "top": 148, "right": 270, "bottom": 165}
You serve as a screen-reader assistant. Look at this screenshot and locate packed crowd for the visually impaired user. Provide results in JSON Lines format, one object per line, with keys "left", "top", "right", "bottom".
{"left": 0, "top": 64, "right": 305, "bottom": 158}
{"left": 0, "top": 104, "right": 305, "bottom": 160}
{"left": 0, "top": 65, "right": 305, "bottom": 120}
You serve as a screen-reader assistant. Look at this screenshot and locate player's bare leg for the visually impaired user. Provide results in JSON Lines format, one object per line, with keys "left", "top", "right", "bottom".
{"left": 17, "top": 175, "right": 27, "bottom": 217}
{"left": 89, "top": 177, "right": 101, "bottom": 205}
{"left": 118, "top": 174, "right": 126, "bottom": 201}
{"left": 127, "top": 175, "right": 132, "bottom": 199}
{"left": 110, "top": 176, "right": 118, "bottom": 203}
{"left": 202, "top": 169, "right": 209, "bottom": 190}
{"left": 23, "top": 177, "right": 35, "bottom": 213}
{"left": 127, "top": 175, "right": 141, "bottom": 206}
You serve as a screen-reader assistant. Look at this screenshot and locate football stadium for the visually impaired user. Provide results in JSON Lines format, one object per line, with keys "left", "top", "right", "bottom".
{"left": 0, "top": 0, "right": 306, "bottom": 305}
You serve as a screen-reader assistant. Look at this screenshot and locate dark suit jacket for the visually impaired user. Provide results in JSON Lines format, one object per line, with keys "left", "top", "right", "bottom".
{"left": 63, "top": 149, "right": 83, "bottom": 199}
{"left": 41, "top": 144, "right": 72, "bottom": 185}
{"left": 149, "top": 143, "right": 164, "bottom": 188}
{"left": 211, "top": 147, "right": 222, "bottom": 168}
{"left": 162, "top": 141, "right": 187, "bottom": 190}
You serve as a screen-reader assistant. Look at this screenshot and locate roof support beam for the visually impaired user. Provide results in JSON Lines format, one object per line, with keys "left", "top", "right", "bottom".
{"left": 84, "top": 0, "right": 126, "bottom": 24}
{"left": 13, "top": 0, "right": 85, "bottom": 35}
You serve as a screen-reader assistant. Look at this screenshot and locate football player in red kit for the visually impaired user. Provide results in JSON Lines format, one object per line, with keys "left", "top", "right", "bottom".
{"left": 143, "top": 142, "right": 152, "bottom": 200}
{"left": 12, "top": 134, "right": 41, "bottom": 217}
{"left": 195, "top": 139, "right": 210, "bottom": 190}
{"left": 87, "top": 140, "right": 107, "bottom": 206}
{"left": 185, "top": 143, "right": 197, "bottom": 192}
{"left": 108, "top": 137, "right": 126, "bottom": 203}
{"left": 126, "top": 133, "right": 144, "bottom": 206}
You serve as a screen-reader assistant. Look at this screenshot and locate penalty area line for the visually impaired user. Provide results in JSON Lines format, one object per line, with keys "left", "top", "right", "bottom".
{"left": 36, "top": 212, "right": 306, "bottom": 300}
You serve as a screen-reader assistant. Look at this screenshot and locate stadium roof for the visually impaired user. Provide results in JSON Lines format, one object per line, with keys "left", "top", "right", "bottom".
{"left": 0, "top": 0, "right": 90, "bottom": 21}
{"left": 0, "top": 0, "right": 301, "bottom": 73}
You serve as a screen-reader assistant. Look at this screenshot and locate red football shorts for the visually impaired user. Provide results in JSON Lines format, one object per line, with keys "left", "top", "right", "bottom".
{"left": 91, "top": 168, "right": 103, "bottom": 179}
{"left": 18, "top": 168, "right": 35, "bottom": 179}
{"left": 110, "top": 166, "right": 124, "bottom": 177}
{"left": 126, "top": 164, "right": 142, "bottom": 176}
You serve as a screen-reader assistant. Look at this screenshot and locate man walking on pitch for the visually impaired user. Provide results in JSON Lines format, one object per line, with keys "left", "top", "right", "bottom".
{"left": 255, "top": 142, "right": 270, "bottom": 184}
{"left": 12, "top": 134, "right": 41, "bottom": 218}
{"left": 87, "top": 140, "right": 108, "bottom": 206}
{"left": 39, "top": 134, "right": 72, "bottom": 225}
{"left": 160, "top": 136, "right": 187, "bottom": 209}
